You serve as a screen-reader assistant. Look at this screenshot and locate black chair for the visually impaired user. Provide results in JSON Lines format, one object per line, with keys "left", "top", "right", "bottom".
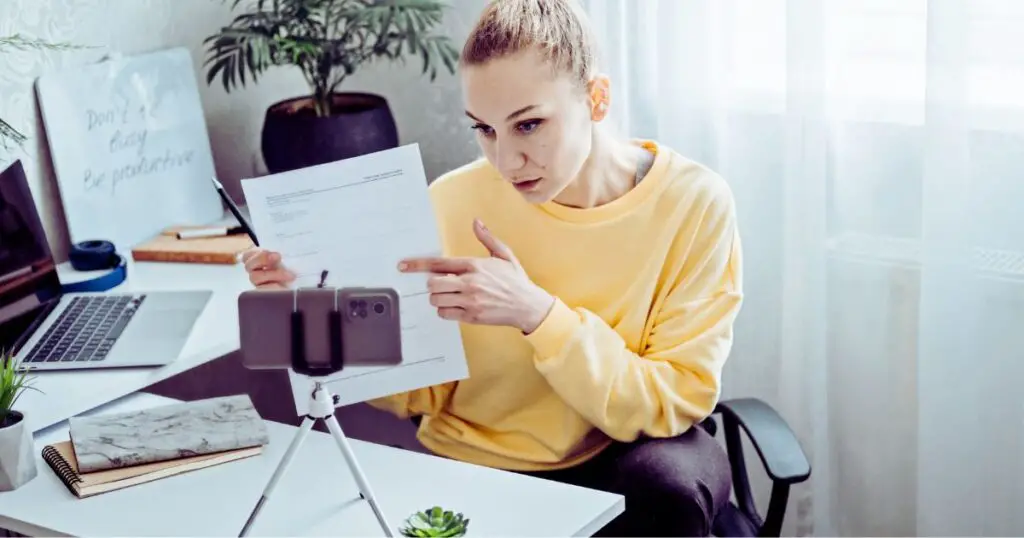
{"left": 408, "top": 397, "right": 809, "bottom": 537}
{"left": 704, "top": 397, "right": 811, "bottom": 537}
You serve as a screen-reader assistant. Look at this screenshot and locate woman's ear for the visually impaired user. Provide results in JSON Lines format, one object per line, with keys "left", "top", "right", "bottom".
{"left": 587, "top": 75, "right": 611, "bottom": 121}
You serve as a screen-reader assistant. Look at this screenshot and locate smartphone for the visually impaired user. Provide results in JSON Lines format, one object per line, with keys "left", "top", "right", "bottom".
{"left": 337, "top": 287, "right": 402, "bottom": 367}
{"left": 237, "top": 289, "right": 292, "bottom": 370}
{"left": 237, "top": 287, "right": 402, "bottom": 372}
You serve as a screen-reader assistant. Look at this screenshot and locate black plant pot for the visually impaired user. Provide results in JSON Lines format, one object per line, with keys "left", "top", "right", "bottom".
{"left": 260, "top": 92, "right": 400, "bottom": 174}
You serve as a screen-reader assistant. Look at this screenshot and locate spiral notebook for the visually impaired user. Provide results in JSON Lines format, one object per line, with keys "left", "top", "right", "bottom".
{"left": 41, "top": 440, "right": 262, "bottom": 499}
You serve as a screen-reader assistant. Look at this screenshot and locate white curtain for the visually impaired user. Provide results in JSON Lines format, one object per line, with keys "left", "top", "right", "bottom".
{"left": 583, "top": 0, "right": 1024, "bottom": 535}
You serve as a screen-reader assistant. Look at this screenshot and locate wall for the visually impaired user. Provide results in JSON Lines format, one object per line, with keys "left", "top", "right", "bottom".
{"left": 0, "top": 0, "right": 485, "bottom": 262}
{"left": 0, "top": 0, "right": 487, "bottom": 449}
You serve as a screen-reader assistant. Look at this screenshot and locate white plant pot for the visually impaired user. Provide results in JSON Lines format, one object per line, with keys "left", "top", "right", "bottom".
{"left": 0, "top": 410, "right": 37, "bottom": 492}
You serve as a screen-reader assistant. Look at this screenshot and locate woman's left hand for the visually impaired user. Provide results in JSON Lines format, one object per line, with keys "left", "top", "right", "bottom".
{"left": 398, "top": 219, "right": 555, "bottom": 334}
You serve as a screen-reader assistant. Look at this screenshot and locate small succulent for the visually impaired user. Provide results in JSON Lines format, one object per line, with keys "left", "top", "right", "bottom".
{"left": 399, "top": 506, "right": 470, "bottom": 537}
{"left": 1, "top": 349, "right": 39, "bottom": 427}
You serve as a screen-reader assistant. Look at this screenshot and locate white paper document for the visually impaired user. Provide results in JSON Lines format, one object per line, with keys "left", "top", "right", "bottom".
{"left": 240, "top": 144, "right": 468, "bottom": 413}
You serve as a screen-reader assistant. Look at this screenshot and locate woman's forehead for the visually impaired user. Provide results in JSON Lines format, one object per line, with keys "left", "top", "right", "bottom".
{"left": 461, "top": 55, "right": 578, "bottom": 120}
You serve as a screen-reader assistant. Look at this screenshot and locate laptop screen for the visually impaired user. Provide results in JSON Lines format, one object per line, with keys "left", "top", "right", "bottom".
{"left": 0, "top": 160, "right": 62, "bottom": 354}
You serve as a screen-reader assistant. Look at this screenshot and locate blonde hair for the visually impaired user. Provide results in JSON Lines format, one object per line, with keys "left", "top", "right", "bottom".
{"left": 461, "top": 0, "right": 599, "bottom": 89}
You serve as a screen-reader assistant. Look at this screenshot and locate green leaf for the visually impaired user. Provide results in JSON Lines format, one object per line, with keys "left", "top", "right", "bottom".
{"left": 411, "top": 516, "right": 432, "bottom": 530}
{"left": 0, "top": 117, "right": 28, "bottom": 153}
{"left": 399, "top": 524, "right": 432, "bottom": 538}
{"left": 0, "top": 348, "right": 42, "bottom": 419}
{"left": 1, "top": 35, "right": 89, "bottom": 154}
{"left": 0, "top": 34, "right": 93, "bottom": 52}
{"left": 205, "top": 0, "right": 456, "bottom": 104}
{"left": 437, "top": 526, "right": 464, "bottom": 537}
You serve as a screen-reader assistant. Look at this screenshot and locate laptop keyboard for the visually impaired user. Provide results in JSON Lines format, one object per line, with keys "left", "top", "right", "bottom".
{"left": 23, "top": 295, "right": 147, "bottom": 363}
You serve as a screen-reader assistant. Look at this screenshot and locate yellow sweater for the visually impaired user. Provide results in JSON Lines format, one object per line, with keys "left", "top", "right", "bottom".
{"left": 369, "top": 140, "right": 743, "bottom": 471}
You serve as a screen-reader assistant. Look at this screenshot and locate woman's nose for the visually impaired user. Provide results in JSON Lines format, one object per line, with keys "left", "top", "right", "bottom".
{"left": 496, "top": 140, "right": 527, "bottom": 171}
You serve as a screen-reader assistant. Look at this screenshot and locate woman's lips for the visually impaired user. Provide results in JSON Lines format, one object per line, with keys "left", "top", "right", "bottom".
{"left": 513, "top": 178, "right": 542, "bottom": 192}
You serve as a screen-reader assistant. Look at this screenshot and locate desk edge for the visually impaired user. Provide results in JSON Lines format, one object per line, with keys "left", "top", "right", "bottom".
{"left": 573, "top": 495, "right": 626, "bottom": 537}
{"left": 30, "top": 340, "right": 239, "bottom": 434}
{"left": 0, "top": 513, "right": 69, "bottom": 537}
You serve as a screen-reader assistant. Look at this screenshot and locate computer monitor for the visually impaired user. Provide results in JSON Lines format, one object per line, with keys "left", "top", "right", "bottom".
{"left": 0, "top": 160, "right": 64, "bottom": 354}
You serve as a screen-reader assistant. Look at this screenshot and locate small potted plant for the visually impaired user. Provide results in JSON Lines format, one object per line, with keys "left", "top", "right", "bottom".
{"left": 399, "top": 506, "right": 470, "bottom": 537}
{"left": 0, "top": 351, "right": 39, "bottom": 491}
{"left": 203, "top": 0, "right": 460, "bottom": 174}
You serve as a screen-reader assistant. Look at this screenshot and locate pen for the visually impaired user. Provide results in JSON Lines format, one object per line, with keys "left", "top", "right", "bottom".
{"left": 210, "top": 176, "right": 259, "bottom": 247}
{"left": 176, "top": 225, "right": 247, "bottom": 240}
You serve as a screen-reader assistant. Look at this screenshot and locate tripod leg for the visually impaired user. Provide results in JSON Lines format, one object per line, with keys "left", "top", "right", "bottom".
{"left": 323, "top": 414, "right": 394, "bottom": 537}
{"left": 239, "top": 416, "right": 316, "bottom": 537}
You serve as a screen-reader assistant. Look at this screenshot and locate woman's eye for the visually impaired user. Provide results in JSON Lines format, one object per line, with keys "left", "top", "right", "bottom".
{"left": 471, "top": 124, "right": 495, "bottom": 137}
{"left": 517, "top": 119, "right": 542, "bottom": 134}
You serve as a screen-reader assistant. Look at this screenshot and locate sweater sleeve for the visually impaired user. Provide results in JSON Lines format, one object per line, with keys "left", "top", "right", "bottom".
{"left": 366, "top": 382, "right": 457, "bottom": 419}
{"left": 523, "top": 187, "right": 743, "bottom": 442}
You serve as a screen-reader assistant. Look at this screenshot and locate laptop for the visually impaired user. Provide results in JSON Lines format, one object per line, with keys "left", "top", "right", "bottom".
{"left": 0, "top": 160, "right": 212, "bottom": 370}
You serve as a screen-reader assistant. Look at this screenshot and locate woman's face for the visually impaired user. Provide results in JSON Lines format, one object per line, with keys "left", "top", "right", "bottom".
{"left": 460, "top": 48, "right": 599, "bottom": 204}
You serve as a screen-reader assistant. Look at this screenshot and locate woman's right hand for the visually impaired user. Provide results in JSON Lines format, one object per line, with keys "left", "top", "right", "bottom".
{"left": 240, "top": 248, "right": 296, "bottom": 289}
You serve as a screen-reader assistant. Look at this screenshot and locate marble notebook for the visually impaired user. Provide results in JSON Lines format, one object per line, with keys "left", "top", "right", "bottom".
{"left": 68, "top": 394, "right": 270, "bottom": 473}
{"left": 42, "top": 440, "right": 262, "bottom": 499}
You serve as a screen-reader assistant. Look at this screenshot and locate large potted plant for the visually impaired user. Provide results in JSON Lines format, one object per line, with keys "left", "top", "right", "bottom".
{"left": 203, "top": 0, "right": 460, "bottom": 174}
{"left": 0, "top": 352, "right": 39, "bottom": 492}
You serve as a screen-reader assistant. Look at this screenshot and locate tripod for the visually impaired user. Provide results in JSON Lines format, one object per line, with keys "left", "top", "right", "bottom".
{"left": 239, "top": 380, "right": 394, "bottom": 537}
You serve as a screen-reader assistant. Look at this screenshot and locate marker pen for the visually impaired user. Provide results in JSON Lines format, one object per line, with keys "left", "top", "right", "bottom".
{"left": 176, "top": 225, "right": 246, "bottom": 240}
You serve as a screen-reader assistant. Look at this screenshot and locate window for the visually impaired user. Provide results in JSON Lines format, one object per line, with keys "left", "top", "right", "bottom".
{"left": 723, "top": 0, "right": 1024, "bottom": 127}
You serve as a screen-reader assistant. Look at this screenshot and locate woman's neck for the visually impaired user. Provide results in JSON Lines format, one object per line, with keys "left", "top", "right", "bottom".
{"left": 553, "top": 127, "right": 641, "bottom": 209}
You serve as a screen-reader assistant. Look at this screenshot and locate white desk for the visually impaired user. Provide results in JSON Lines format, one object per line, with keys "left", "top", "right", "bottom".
{"left": 0, "top": 393, "right": 624, "bottom": 537}
{"left": 4, "top": 246, "right": 624, "bottom": 536}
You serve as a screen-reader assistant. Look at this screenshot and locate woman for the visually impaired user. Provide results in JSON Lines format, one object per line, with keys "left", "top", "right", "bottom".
{"left": 243, "top": 0, "right": 742, "bottom": 535}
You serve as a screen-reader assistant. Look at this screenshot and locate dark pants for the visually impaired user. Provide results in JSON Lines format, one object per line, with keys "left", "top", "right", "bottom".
{"left": 522, "top": 425, "right": 732, "bottom": 537}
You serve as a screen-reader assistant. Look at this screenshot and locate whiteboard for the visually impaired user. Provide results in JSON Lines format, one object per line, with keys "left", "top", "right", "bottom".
{"left": 35, "top": 47, "right": 224, "bottom": 252}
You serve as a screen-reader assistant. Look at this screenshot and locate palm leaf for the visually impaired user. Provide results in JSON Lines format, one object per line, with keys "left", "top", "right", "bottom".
{"left": 1, "top": 35, "right": 90, "bottom": 155}
{"left": 0, "top": 118, "right": 27, "bottom": 152}
{"left": 203, "top": 26, "right": 281, "bottom": 91}
{"left": 0, "top": 34, "right": 84, "bottom": 52}
{"left": 207, "top": 0, "right": 458, "bottom": 116}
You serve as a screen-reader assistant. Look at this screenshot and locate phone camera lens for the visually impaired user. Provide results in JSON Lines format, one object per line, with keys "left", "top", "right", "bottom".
{"left": 349, "top": 299, "right": 371, "bottom": 319}
{"left": 373, "top": 302, "right": 385, "bottom": 314}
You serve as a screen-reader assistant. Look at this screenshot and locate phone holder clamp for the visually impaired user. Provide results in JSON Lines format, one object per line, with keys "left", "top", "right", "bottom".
{"left": 289, "top": 278, "right": 345, "bottom": 377}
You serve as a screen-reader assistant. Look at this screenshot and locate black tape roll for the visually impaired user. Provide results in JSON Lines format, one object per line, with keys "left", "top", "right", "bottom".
{"left": 69, "top": 240, "right": 121, "bottom": 271}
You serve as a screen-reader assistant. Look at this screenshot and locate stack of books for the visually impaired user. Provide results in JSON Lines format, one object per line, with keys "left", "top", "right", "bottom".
{"left": 41, "top": 394, "right": 270, "bottom": 499}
